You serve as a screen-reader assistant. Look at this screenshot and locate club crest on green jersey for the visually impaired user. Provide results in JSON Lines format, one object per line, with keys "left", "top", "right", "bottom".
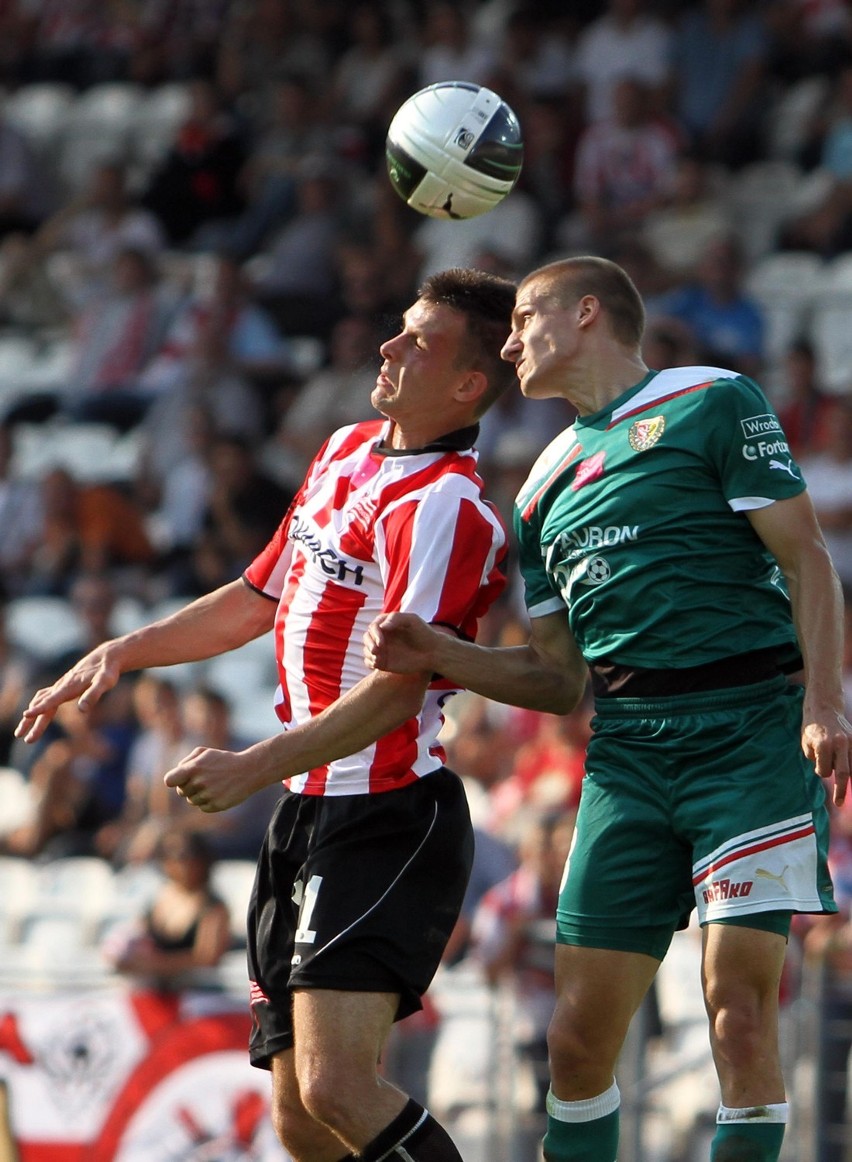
{"left": 628, "top": 415, "right": 666, "bottom": 452}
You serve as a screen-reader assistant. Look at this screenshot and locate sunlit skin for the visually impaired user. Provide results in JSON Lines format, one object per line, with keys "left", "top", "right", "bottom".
{"left": 500, "top": 279, "right": 647, "bottom": 416}
{"left": 372, "top": 299, "right": 486, "bottom": 448}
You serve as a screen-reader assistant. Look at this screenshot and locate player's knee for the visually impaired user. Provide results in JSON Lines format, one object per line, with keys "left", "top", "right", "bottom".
{"left": 296, "top": 1061, "right": 353, "bottom": 1133}
{"left": 270, "top": 1083, "right": 317, "bottom": 1155}
{"left": 706, "top": 983, "right": 773, "bottom": 1068}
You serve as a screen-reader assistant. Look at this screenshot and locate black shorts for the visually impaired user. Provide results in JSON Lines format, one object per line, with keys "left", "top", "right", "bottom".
{"left": 247, "top": 767, "right": 473, "bottom": 1069}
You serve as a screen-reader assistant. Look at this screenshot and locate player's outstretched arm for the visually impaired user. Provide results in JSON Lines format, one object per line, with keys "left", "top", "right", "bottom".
{"left": 15, "top": 580, "right": 275, "bottom": 744}
{"left": 748, "top": 491, "right": 851, "bottom": 804}
{"left": 164, "top": 667, "right": 432, "bottom": 812}
{"left": 364, "top": 608, "right": 587, "bottom": 714}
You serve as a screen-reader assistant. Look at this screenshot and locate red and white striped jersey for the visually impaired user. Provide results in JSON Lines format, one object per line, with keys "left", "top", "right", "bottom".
{"left": 244, "top": 418, "right": 507, "bottom": 796}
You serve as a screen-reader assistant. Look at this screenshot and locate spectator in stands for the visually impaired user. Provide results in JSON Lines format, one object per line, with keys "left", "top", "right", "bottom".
{"left": 0, "top": 421, "right": 43, "bottom": 597}
{"left": 263, "top": 313, "right": 380, "bottom": 490}
{"left": 493, "top": 8, "right": 576, "bottom": 103}
{"left": 178, "top": 433, "right": 292, "bottom": 597}
{"left": 650, "top": 231, "right": 766, "bottom": 378}
{"left": 22, "top": 467, "right": 155, "bottom": 598}
{"left": 471, "top": 808, "right": 576, "bottom": 1116}
{"left": 642, "top": 152, "right": 734, "bottom": 282}
{"left": 141, "top": 78, "right": 247, "bottom": 247}
{"left": 206, "top": 75, "right": 335, "bottom": 259}
{"left": 96, "top": 673, "right": 189, "bottom": 864}
{"left": 417, "top": 1, "right": 496, "bottom": 89}
{"left": 780, "top": 64, "right": 852, "bottom": 257}
{"left": 138, "top": 251, "right": 291, "bottom": 398}
{"left": 573, "top": 0, "right": 673, "bottom": 124}
{"left": 569, "top": 77, "right": 681, "bottom": 253}
{"left": 796, "top": 397, "right": 852, "bottom": 591}
{"left": 798, "top": 801, "right": 852, "bottom": 1162}
{"left": 248, "top": 156, "right": 344, "bottom": 340}
{"left": 104, "top": 826, "right": 231, "bottom": 988}
{"left": 5, "top": 246, "right": 174, "bottom": 430}
{"left": 0, "top": 101, "right": 55, "bottom": 238}
{"left": 671, "top": 0, "right": 771, "bottom": 169}
{"left": 774, "top": 337, "right": 833, "bottom": 460}
{"left": 9, "top": 160, "right": 166, "bottom": 311}
{"left": 0, "top": 600, "right": 37, "bottom": 766}
{"left": 328, "top": 2, "right": 410, "bottom": 167}
{"left": 1, "top": 674, "right": 137, "bottom": 858}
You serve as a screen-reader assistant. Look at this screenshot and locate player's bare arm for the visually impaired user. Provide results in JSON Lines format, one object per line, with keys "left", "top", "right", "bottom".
{"left": 165, "top": 667, "right": 432, "bottom": 811}
{"left": 15, "top": 580, "right": 275, "bottom": 744}
{"left": 364, "top": 608, "right": 588, "bottom": 714}
{"left": 748, "top": 491, "right": 852, "bottom": 804}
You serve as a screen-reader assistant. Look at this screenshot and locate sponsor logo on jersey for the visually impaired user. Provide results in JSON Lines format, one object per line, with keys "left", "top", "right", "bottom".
{"left": 580, "top": 555, "right": 611, "bottom": 584}
{"left": 740, "top": 413, "right": 783, "bottom": 438}
{"left": 290, "top": 517, "right": 366, "bottom": 585}
{"left": 741, "top": 438, "right": 793, "bottom": 464}
{"left": 702, "top": 878, "right": 753, "bottom": 904}
{"left": 768, "top": 457, "right": 800, "bottom": 479}
{"left": 628, "top": 415, "right": 665, "bottom": 451}
{"left": 571, "top": 449, "right": 606, "bottom": 491}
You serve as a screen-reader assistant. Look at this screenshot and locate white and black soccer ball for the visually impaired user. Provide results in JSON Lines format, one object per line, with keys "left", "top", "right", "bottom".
{"left": 385, "top": 81, "right": 524, "bottom": 220}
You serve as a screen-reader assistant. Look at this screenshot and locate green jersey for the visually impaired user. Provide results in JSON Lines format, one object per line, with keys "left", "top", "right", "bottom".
{"left": 514, "top": 366, "right": 806, "bottom": 669}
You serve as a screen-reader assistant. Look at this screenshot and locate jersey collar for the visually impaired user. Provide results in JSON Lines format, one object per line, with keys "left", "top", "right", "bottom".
{"left": 375, "top": 422, "right": 480, "bottom": 457}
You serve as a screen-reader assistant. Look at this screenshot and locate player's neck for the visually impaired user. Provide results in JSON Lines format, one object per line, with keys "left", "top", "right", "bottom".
{"left": 570, "top": 354, "right": 649, "bottom": 417}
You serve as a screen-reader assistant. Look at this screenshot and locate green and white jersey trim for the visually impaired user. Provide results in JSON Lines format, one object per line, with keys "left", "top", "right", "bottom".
{"left": 514, "top": 366, "right": 805, "bottom": 669}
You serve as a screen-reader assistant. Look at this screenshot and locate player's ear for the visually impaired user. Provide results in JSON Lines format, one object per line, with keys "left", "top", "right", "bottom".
{"left": 576, "top": 294, "right": 600, "bottom": 329}
{"left": 456, "top": 369, "right": 488, "bottom": 407}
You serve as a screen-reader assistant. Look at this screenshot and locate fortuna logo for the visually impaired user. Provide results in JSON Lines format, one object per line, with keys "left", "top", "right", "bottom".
{"left": 768, "top": 458, "right": 800, "bottom": 479}
{"left": 628, "top": 415, "right": 665, "bottom": 451}
{"left": 702, "top": 878, "right": 753, "bottom": 904}
{"left": 571, "top": 450, "right": 606, "bottom": 491}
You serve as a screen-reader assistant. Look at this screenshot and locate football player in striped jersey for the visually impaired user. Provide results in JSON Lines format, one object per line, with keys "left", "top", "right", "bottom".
{"left": 16, "top": 267, "right": 518, "bottom": 1162}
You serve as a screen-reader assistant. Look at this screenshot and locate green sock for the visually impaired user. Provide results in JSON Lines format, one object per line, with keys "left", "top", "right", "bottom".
{"left": 542, "top": 1083, "right": 619, "bottom": 1162}
{"left": 710, "top": 1104, "right": 787, "bottom": 1161}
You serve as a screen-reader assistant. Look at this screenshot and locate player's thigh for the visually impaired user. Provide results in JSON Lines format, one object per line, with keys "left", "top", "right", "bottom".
{"left": 292, "top": 988, "right": 400, "bottom": 1082}
{"left": 557, "top": 736, "right": 692, "bottom": 960}
{"left": 701, "top": 922, "right": 788, "bottom": 1014}
{"left": 551, "top": 943, "right": 660, "bottom": 1061}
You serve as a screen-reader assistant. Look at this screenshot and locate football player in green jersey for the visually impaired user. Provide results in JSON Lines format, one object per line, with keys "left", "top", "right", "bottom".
{"left": 365, "top": 255, "right": 851, "bottom": 1162}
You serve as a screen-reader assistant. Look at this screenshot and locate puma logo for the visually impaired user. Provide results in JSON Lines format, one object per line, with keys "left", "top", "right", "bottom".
{"left": 755, "top": 865, "right": 790, "bottom": 892}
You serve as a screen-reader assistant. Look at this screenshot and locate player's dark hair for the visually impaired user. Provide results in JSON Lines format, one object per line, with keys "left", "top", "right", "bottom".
{"left": 418, "top": 267, "right": 517, "bottom": 416}
{"left": 522, "top": 256, "right": 646, "bottom": 347}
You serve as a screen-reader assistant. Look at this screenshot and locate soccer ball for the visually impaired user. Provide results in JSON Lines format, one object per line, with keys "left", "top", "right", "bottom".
{"left": 385, "top": 81, "right": 524, "bottom": 220}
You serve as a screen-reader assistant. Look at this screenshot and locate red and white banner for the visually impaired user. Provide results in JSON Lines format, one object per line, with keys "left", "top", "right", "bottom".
{"left": 0, "top": 988, "right": 291, "bottom": 1161}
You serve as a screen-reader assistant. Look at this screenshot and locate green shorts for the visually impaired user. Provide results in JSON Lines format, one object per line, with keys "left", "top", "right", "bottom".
{"left": 557, "top": 676, "right": 836, "bottom": 961}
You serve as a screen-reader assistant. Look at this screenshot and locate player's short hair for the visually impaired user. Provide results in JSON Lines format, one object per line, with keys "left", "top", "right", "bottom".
{"left": 418, "top": 267, "right": 518, "bottom": 416}
{"left": 521, "top": 256, "right": 646, "bottom": 348}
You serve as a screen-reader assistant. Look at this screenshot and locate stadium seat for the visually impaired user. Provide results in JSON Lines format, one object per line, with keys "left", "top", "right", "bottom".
{"left": 744, "top": 250, "right": 826, "bottom": 369}
{"left": 0, "top": 855, "right": 39, "bottom": 942}
{"left": 35, "top": 856, "right": 117, "bottom": 942}
{"left": 6, "top": 594, "right": 84, "bottom": 661}
{"left": 766, "top": 75, "right": 830, "bottom": 162}
{"left": 724, "top": 160, "right": 805, "bottom": 262}
{"left": 211, "top": 859, "right": 257, "bottom": 945}
{"left": 0, "top": 767, "right": 36, "bottom": 838}
{"left": 57, "top": 82, "right": 144, "bottom": 193}
{"left": 3, "top": 82, "right": 76, "bottom": 152}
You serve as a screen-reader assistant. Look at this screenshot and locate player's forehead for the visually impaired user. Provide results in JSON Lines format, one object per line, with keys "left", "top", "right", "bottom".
{"left": 403, "top": 297, "right": 464, "bottom": 339}
{"left": 512, "top": 276, "right": 563, "bottom": 321}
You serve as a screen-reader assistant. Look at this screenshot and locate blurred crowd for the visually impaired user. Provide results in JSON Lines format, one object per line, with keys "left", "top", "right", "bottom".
{"left": 2, "top": 0, "right": 852, "bottom": 1154}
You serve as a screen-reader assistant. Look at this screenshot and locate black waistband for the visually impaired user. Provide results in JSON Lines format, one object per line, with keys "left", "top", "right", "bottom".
{"left": 590, "top": 646, "right": 800, "bottom": 698}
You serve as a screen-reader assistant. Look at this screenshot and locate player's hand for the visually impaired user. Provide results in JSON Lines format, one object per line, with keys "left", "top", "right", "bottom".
{"left": 164, "top": 747, "right": 258, "bottom": 813}
{"left": 363, "top": 613, "right": 442, "bottom": 675}
{"left": 802, "top": 709, "right": 852, "bottom": 805}
{"left": 14, "top": 648, "right": 120, "bottom": 744}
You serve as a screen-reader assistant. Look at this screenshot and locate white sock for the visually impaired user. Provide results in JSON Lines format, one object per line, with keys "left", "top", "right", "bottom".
{"left": 547, "top": 1081, "right": 620, "bottom": 1122}
{"left": 716, "top": 1103, "right": 789, "bottom": 1124}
